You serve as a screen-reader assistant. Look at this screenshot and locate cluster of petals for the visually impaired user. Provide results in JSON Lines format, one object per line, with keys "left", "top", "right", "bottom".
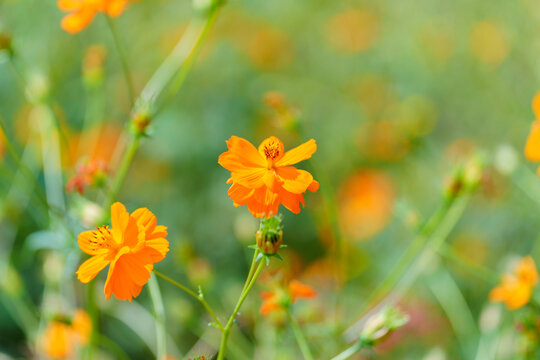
{"left": 41, "top": 310, "right": 91, "bottom": 359}
{"left": 260, "top": 280, "right": 317, "bottom": 315}
{"left": 57, "top": 0, "right": 132, "bottom": 34}
{"left": 66, "top": 158, "right": 108, "bottom": 194}
{"left": 525, "top": 91, "right": 540, "bottom": 174}
{"left": 489, "top": 256, "right": 539, "bottom": 310}
{"left": 218, "top": 136, "right": 319, "bottom": 218}
{"left": 76, "top": 202, "right": 169, "bottom": 301}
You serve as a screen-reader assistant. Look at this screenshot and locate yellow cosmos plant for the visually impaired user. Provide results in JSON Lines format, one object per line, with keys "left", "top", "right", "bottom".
{"left": 76, "top": 202, "right": 169, "bottom": 301}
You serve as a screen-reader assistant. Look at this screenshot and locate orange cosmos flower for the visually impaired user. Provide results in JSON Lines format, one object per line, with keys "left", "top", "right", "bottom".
{"left": 489, "top": 256, "right": 539, "bottom": 310}
{"left": 66, "top": 159, "right": 109, "bottom": 194}
{"left": 41, "top": 309, "right": 91, "bottom": 359}
{"left": 58, "top": 0, "right": 131, "bottom": 34}
{"left": 525, "top": 92, "right": 540, "bottom": 174}
{"left": 260, "top": 280, "right": 317, "bottom": 315}
{"left": 76, "top": 202, "right": 169, "bottom": 301}
{"left": 218, "top": 136, "right": 319, "bottom": 218}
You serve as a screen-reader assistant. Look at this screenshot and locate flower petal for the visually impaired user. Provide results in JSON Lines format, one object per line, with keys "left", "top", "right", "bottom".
{"left": 78, "top": 230, "right": 107, "bottom": 255}
{"left": 275, "top": 139, "right": 316, "bottom": 167}
{"left": 276, "top": 167, "right": 314, "bottom": 194}
{"left": 57, "top": 0, "right": 81, "bottom": 11}
{"left": 76, "top": 254, "right": 109, "bottom": 283}
{"left": 525, "top": 121, "right": 540, "bottom": 161}
{"left": 61, "top": 9, "right": 96, "bottom": 34}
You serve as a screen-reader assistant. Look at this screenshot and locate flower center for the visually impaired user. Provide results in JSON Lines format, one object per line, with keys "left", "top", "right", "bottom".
{"left": 263, "top": 141, "right": 281, "bottom": 160}
{"left": 88, "top": 226, "right": 116, "bottom": 252}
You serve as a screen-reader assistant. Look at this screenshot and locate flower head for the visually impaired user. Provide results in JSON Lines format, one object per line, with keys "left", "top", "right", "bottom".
{"left": 76, "top": 202, "right": 169, "bottom": 301}
{"left": 489, "top": 256, "right": 539, "bottom": 310}
{"left": 41, "top": 309, "right": 91, "bottom": 359}
{"left": 66, "top": 158, "right": 108, "bottom": 194}
{"left": 360, "top": 306, "right": 409, "bottom": 346}
{"left": 218, "top": 136, "right": 319, "bottom": 218}
{"left": 58, "top": 0, "right": 132, "bottom": 34}
{"left": 260, "top": 279, "right": 317, "bottom": 315}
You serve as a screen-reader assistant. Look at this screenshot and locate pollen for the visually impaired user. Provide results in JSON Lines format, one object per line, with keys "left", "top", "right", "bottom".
{"left": 263, "top": 141, "right": 281, "bottom": 159}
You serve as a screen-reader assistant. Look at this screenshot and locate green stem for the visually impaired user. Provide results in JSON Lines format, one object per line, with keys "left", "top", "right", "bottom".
{"left": 218, "top": 259, "right": 265, "bottom": 360}
{"left": 330, "top": 342, "right": 364, "bottom": 360}
{"left": 436, "top": 242, "right": 498, "bottom": 284}
{"left": 103, "top": 134, "right": 140, "bottom": 211}
{"left": 357, "top": 195, "right": 456, "bottom": 314}
{"left": 153, "top": 270, "right": 223, "bottom": 331}
{"left": 241, "top": 249, "right": 259, "bottom": 294}
{"left": 105, "top": 15, "right": 135, "bottom": 108}
{"left": 287, "top": 309, "right": 314, "bottom": 360}
{"left": 148, "top": 274, "right": 167, "bottom": 360}
{"left": 95, "top": 333, "right": 131, "bottom": 360}
{"left": 138, "top": 4, "right": 222, "bottom": 117}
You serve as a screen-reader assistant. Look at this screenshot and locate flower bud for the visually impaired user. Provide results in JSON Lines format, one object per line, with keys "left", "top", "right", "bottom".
{"left": 359, "top": 306, "right": 409, "bottom": 347}
{"left": 256, "top": 215, "right": 283, "bottom": 255}
{"left": 130, "top": 111, "right": 151, "bottom": 137}
{"left": 82, "top": 45, "right": 107, "bottom": 88}
{"left": 0, "top": 33, "right": 12, "bottom": 55}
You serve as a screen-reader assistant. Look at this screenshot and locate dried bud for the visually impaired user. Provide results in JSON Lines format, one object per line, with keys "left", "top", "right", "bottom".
{"left": 0, "top": 33, "right": 12, "bottom": 55}
{"left": 130, "top": 112, "right": 152, "bottom": 136}
{"left": 359, "top": 306, "right": 409, "bottom": 347}
{"left": 82, "top": 45, "right": 107, "bottom": 88}
{"left": 256, "top": 215, "right": 283, "bottom": 255}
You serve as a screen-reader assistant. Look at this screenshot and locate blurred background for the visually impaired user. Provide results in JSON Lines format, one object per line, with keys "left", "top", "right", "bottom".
{"left": 2, "top": 0, "right": 540, "bottom": 358}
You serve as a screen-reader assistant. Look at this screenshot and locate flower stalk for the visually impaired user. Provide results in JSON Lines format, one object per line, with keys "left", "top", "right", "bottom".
{"left": 287, "top": 309, "right": 314, "bottom": 360}
{"left": 153, "top": 270, "right": 223, "bottom": 331}
{"left": 217, "top": 256, "right": 265, "bottom": 360}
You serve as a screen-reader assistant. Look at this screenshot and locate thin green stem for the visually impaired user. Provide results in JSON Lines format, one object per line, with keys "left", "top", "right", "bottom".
{"left": 241, "top": 249, "right": 259, "bottom": 294}
{"left": 357, "top": 195, "right": 456, "bottom": 315}
{"left": 95, "top": 333, "right": 131, "bottom": 360}
{"left": 153, "top": 270, "right": 223, "bottom": 331}
{"left": 148, "top": 274, "right": 167, "bottom": 360}
{"left": 138, "top": 4, "right": 222, "bottom": 117}
{"left": 330, "top": 342, "right": 364, "bottom": 360}
{"left": 436, "top": 242, "right": 498, "bottom": 284}
{"left": 218, "top": 259, "right": 265, "bottom": 360}
{"left": 103, "top": 134, "right": 140, "bottom": 211}
{"left": 105, "top": 15, "right": 135, "bottom": 108}
{"left": 287, "top": 309, "right": 314, "bottom": 360}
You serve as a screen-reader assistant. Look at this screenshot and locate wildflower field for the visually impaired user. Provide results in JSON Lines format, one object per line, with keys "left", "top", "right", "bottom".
{"left": 2, "top": 0, "right": 540, "bottom": 359}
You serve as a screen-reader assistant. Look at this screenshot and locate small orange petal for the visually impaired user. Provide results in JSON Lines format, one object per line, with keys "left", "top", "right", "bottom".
{"left": 76, "top": 254, "right": 109, "bottom": 283}
{"left": 533, "top": 91, "right": 540, "bottom": 119}
{"left": 258, "top": 136, "right": 285, "bottom": 162}
{"left": 525, "top": 121, "right": 540, "bottom": 161}
{"left": 275, "top": 166, "right": 314, "bottom": 194}
{"left": 275, "top": 139, "right": 316, "bottom": 167}
{"left": 61, "top": 10, "right": 96, "bottom": 34}
{"left": 289, "top": 280, "right": 317, "bottom": 302}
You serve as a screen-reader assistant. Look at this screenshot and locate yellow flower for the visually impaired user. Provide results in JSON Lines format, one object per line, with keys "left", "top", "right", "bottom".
{"left": 490, "top": 256, "right": 539, "bottom": 310}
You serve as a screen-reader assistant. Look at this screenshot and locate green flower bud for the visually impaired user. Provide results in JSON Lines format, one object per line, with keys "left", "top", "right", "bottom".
{"left": 360, "top": 306, "right": 409, "bottom": 347}
{"left": 256, "top": 215, "right": 283, "bottom": 255}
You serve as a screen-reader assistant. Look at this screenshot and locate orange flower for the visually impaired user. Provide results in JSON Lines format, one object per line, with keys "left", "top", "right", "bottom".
{"left": 66, "top": 159, "right": 108, "bottom": 194}
{"left": 218, "top": 136, "right": 319, "bottom": 218}
{"left": 41, "top": 309, "right": 92, "bottom": 359}
{"left": 58, "top": 0, "right": 131, "bottom": 34}
{"left": 260, "top": 280, "right": 317, "bottom": 315}
{"left": 489, "top": 256, "right": 539, "bottom": 310}
{"left": 525, "top": 92, "right": 540, "bottom": 174}
{"left": 76, "top": 202, "right": 169, "bottom": 301}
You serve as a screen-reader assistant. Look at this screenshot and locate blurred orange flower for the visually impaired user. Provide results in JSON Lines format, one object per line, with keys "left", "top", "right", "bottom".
{"left": 260, "top": 280, "right": 317, "bottom": 315}
{"left": 489, "top": 256, "right": 539, "bottom": 310}
{"left": 76, "top": 202, "right": 169, "bottom": 301}
{"left": 41, "top": 309, "right": 91, "bottom": 359}
{"left": 325, "top": 9, "right": 380, "bottom": 53}
{"left": 525, "top": 92, "right": 540, "bottom": 174}
{"left": 66, "top": 159, "right": 108, "bottom": 194}
{"left": 218, "top": 136, "right": 319, "bottom": 218}
{"left": 58, "top": 0, "right": 132, "bottom": 34}
{"left": 338, "top": 170, "right": 394, "bottom": 241}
